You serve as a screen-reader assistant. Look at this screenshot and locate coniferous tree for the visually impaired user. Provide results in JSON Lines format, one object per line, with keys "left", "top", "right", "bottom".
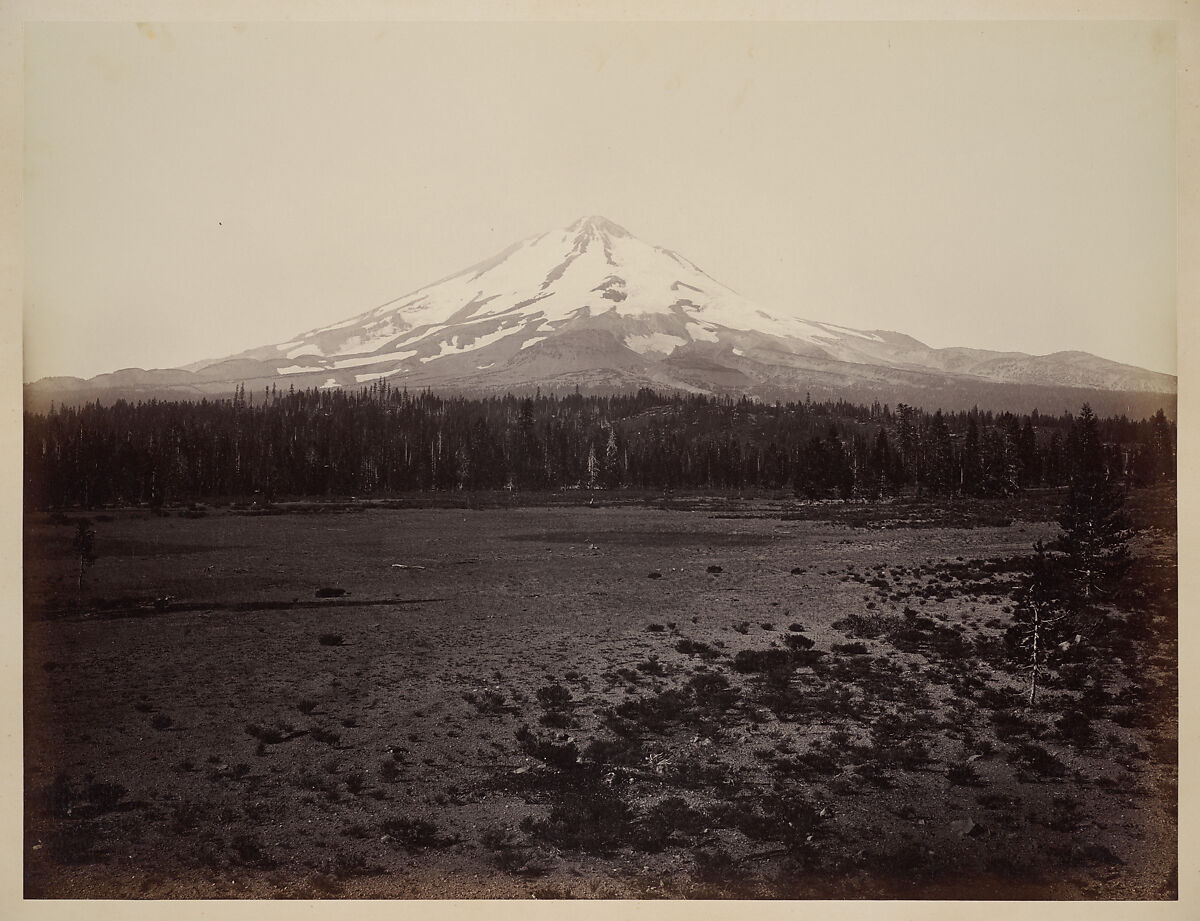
{"left": 585, "top": 443, "right": 600, "bottom": 489}
{"left": 1055, "top": 404, "right": 1132, "bottom": 603}
{"left": 602, "top": 424, "right": 621, "bottom": 488}
{"left": 794, "top": 436, "right": 829, "bottom": 499}
{"left": 72, "top": 518, "right": 96, "bottom": 591}
{"left": 1139, "top": 408, "right": 1175, "bottom": 484}
{"left": 927, "top": 411, "right": 954, "bottom": 496}
{"left": 895, "top": 403, "right": 919, "bottom": 493}
{"left": 826, "top": 426, "right": 854, "bottom": 500}
{"left": 961, "top": 416, "right": 983, "bottom": 495}
{"left": 1016, "top": 418, "right": 1040, "bottom": 487}
{"left": 1009, "top": 541, "right": 1070, "bottom": 707}
{"left": 870, "top": 429, "right": 897, "bottom": 498}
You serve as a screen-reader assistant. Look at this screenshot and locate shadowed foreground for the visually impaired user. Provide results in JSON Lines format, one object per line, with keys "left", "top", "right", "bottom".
{"left": 23, "top": 495, "right": 1177, "bottom": 898}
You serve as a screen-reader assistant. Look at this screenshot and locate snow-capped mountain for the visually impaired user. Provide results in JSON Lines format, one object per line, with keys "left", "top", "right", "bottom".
{"left": 26, "top": 216, "right": 1176, "bottom": 414}
{"left": 213, "top": 215, "right": 902, "bottom": 388}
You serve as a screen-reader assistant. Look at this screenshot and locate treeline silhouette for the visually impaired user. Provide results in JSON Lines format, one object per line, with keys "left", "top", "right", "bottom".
{"left": 23, "top": 384, "right": 1176, "bottom": 508}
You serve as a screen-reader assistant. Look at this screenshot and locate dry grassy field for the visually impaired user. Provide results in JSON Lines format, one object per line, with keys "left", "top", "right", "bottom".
{"left": 22, "top": 493, "right": 1177, "bottom": 899}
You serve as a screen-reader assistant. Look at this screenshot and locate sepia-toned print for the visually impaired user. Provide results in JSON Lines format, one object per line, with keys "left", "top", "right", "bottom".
{"left": 21, "top": 18, "right": 1177, "bottom": 901}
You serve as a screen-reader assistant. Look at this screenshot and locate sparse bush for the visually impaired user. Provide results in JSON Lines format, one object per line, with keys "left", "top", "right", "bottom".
{"left": 853, "top": 761, "right": 896, "bottom": 789}
{"left": 465, "top": 688, "right": 515, "bottom": 716}
{"left": 976, "top": 685, "right": 1015, "bottom": 711}
{"left": 515, "top": 725, "right": 580, "bottom": 770}
{"left": 990, "top": 709, "right": 1038, "bottom": 741}
{"left": 713, "top": 793, "right": 824, "bottom": 851}
{"left": 832, "top": 612, "right": 893, "bottom": 639}
{"left": 636, "top": 656, "right": 667, "bottom": 677}
{"left": 520, "top": 784, "right": 635, "bottom": 855}
{"left": 380, "top": 816, "right": 449, "bottom": 851}
{"left": 947, "top": 761, "right": 985, "bottom": 786}
{"left": 632, "top": 796, "right": 708, "bottom": 852}
{"left": 538, "top": 710, "right": 572, "bottom": 729}
{"left": 733, "top": 648, "right": 792, "bottom": 674}
{"left": 688, "top": 672, "right": 739, "bottom": 713}
{"left": 605, "top": 686, "right": 705, "bottom": 736}
{"left": 652, "top": 751, "right": 731, "bottom": 790}
{"left": 1008, "top": 742, "right": 1067, "bottom": 778}
{"left": 676, "top": 638, "right": 720, "bottom": 659}
{"left": 583, "top": 734, "right": 643, "bottom": 767}
{"left": 480, "top": 825, "right": 521, "bottom": 851}
{"left": 482, "top": 824, "right": 539, "bottom": 874}
{"left": 1055, "top": 711, "right": 1094, "bottom": 747}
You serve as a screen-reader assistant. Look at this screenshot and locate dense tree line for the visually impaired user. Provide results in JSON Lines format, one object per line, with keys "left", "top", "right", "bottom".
{"left": 23, "top": 384, "right": 1176, "bottom": 508}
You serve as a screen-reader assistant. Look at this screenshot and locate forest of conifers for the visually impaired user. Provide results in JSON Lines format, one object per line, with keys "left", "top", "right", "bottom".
{"left": 23, "top": 385, "right": 1176, "bottom": 508}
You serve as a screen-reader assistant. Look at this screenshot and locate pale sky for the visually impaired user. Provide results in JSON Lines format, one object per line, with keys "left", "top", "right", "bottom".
{"left": 23, "top": 19, "right": 1178, "bottom": 380}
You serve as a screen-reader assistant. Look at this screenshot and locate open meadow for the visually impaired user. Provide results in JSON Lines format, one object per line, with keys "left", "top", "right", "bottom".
{"left": 22, "top": 492, "right": 1177, "bottom": 899}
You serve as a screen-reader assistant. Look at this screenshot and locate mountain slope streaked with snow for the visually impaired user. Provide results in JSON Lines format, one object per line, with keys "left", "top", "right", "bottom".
{"left": 26, "top": 215, "right": 1176, "bottom": 414}
{"left": 229, "top": 215, "right": 895, "bottom": 379}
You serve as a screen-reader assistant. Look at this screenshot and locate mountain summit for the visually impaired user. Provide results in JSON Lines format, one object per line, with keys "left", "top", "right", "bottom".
{"left": 27, "top": 216, "right": 1176, "bottom": 414}
{"left": 234, "top": 213, "right": 906, "bottom": 384}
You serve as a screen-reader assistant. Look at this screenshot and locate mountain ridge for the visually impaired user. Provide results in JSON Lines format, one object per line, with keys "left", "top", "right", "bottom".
{"left": 25, "top": 215, "right": 1175, "bottom": 416}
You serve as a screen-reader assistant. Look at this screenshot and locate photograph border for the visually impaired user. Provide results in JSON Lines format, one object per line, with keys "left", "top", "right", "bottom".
{"left": 2, "top": 1, "right": 1194, "bottom": 918}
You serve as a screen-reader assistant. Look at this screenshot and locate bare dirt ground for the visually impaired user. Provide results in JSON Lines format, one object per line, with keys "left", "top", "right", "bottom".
{"left": 22, "top": 493, "right": 1177, "bottom": 899}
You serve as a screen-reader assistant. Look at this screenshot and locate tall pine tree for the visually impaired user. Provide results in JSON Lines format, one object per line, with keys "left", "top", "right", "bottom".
{"left": 1009, "top": 541, "right": 1070, "bottom": 706}
{"left": 1055, "top": 404, "right": 1131, "bottom": 603}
